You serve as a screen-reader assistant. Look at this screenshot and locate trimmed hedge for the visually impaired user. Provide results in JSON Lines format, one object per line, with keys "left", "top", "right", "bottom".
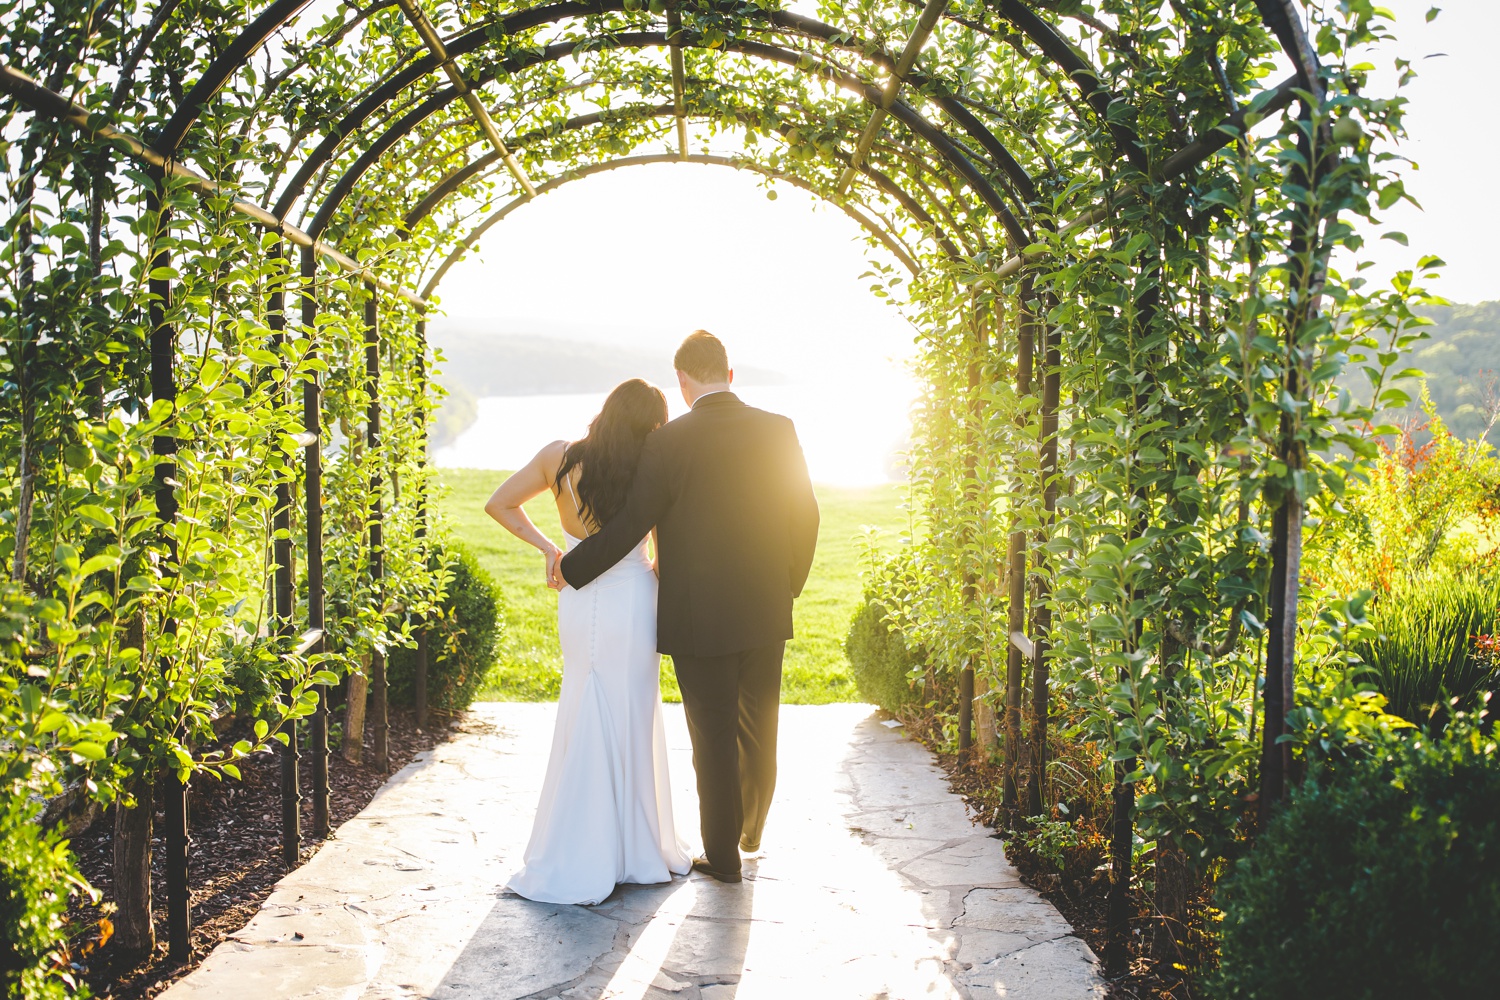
{"left": 1214, "top": 724, "right": 1500, "bottom": 998}
{"left": 844, "top": 593, "right": 921, "bottom": 713}
{"left": 388, "top": 543, "right": 502, "bottom": 715}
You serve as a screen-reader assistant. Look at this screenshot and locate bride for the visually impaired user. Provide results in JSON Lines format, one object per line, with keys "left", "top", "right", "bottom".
{"left": 483, "top": 378, "right": 692, "bottom": 904}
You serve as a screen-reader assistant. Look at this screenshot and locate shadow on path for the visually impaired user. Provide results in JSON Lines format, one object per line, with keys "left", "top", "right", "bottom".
{"left": 158, "top": 704, "right": 1100, "bottom": 1000}
{"left": 430, "top": 874, "right": 755, "bottom": 999}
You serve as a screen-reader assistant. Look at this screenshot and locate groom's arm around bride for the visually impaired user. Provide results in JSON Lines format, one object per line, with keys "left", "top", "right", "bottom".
{"left": 558, "top": 330, "right": 818, "bottom": 879}
{"left": 556, "top": 337, "right": 819, "bottom": 650}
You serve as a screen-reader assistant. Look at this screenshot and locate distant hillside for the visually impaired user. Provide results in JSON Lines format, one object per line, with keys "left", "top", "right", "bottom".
{"left": 425, "top": 326, "right": 789, "bottom": 449}
{"left": 429, "top": 326, "right": 787, "bottom": 398}
{"left": 1360, "top": 301, "right": 1500, "bottom": 444}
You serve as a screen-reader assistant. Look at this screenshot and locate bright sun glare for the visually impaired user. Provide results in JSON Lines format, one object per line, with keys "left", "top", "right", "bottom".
{"left": 428, "top": 162, "right": 921, "bottom": 487}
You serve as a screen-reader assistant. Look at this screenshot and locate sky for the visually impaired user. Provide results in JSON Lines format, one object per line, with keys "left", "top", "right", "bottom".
{"left": 1356, "top": 1, "right": 1500, "bottom": 304}
{"left": 428, "top": 164, "right": 919, "bottom": 383}
{"left": 430, "top": 1, "right": 1499, "bottom": 386}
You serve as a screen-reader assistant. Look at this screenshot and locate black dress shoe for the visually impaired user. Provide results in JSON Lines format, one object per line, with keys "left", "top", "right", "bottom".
{"left": 691, "top": 857, "right": 742, "bottom": 883}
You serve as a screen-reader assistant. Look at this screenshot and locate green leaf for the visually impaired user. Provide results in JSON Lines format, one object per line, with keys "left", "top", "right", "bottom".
{"left": 79, "top": 553, "right": 122, "bottom": 577}
{"left": 74, "top": 505, "right": 114, "bottom": 530}
{"left": 1377, "top": 180, "right": 1405, "bottom": 211}
{"left": 36, "top": 712, "right": 68, "bottom": 735}
{"left": 70, "top": 742, "right": 106, "bottom": 761}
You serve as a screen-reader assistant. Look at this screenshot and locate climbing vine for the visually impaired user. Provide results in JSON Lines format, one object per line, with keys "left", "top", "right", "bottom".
{"left": 0, "top": 0, "right": 1440, "bottom": 989}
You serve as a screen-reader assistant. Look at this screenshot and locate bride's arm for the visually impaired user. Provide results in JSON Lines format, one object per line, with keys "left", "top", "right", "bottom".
{"left": 484, "top": 441, "right": 567, "bottom": 585}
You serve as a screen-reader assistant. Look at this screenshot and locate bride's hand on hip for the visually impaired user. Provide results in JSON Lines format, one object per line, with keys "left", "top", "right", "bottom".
{"left": 542, "top": 542, "right": 566, "bottom": 591}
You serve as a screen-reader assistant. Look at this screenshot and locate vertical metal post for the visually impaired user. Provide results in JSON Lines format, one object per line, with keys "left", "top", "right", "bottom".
{"left": 957, "top": 665, "right": 974, "bottom": 757}
{"left": 1027, "top": 292, "right": 1060, "bottom": 817}
{"left": 147, "top": 180, "right": 190, "bottom": 963}
{"left": 268, "top": 247, "right": 301, "bottom": 868}
{"left": 956, "top": 302, "right": 981, "bottom": 761}
{"left": 414, "top": 315, "right": 430, "bottom": 730}
{"left": 1258, "top": 501, "right": 1290, "bottom": 825}
{"left": 301, "top": 245, "right": 330, "bottom": 839}
{"left": 365, "top": 282, "right": 390, "bottom": 772}
{"left": 1106, "top": 254, "right": 1162, "bottom": 975}
{"left": 1004, "top": 284, "right": 1034, "bottom": 807}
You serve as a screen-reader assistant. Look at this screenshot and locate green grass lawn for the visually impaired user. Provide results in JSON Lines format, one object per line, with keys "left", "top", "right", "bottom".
{"left": 437, "top": 468, "right": 909, "bottom": 704}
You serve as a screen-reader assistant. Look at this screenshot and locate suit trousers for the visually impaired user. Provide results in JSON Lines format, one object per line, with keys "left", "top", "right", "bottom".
{"left": 671, "top": 642, "right": 784, "bottom": 875}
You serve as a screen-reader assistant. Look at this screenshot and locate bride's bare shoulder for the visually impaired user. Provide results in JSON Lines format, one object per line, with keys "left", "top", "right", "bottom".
{"left": 537, "top": 439, "right": 570, "bottom": 460}
{"left": 528, "top": 439, "right": 571, "bottom": 484}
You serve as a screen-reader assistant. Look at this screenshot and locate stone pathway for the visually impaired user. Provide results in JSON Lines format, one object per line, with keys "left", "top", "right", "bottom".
{"left": 162, "top": 704, "right": 1102, "bottom": 999}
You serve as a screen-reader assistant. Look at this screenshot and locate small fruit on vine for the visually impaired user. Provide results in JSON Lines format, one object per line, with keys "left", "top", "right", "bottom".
{"left": 766, "top": 189, "right": 778, "bottom": 201}
{"left": 1332, "top": 115, "right": 1363, "bottom": 146}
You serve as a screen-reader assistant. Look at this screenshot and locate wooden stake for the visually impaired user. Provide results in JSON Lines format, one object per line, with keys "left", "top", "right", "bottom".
{"left": 343, "top": 663, "right": 368, "bottom": 765}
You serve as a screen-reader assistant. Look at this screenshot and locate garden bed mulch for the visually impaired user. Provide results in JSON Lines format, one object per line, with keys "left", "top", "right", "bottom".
{"left": 65, "top": 707, "right": 459, "bottom": 1000}
{"left": 899, "top": 712, "right": 1202, "bottom": 1000}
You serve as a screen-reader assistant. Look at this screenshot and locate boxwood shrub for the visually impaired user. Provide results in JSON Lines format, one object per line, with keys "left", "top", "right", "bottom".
{"left": 388, "top": 542, "right": 502, "bottom": 715}
{"left": 844, "top": 592, "right": 921, "bottom": 714}
{"left": 0, "top": 803, "right": 87, "bottom": 1000}
{"left": 1214, "top": 723, "right": 1500, "bottom": 998}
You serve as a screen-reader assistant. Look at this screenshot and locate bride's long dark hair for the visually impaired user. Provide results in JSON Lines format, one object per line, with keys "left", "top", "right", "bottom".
{"left": 557, "top": 378, "right": 669, "bottom": 529}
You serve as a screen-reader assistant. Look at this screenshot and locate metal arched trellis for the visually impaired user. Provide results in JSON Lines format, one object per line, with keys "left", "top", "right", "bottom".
{"left": 2, "top": 0, "right": 1397, "bottom": 979}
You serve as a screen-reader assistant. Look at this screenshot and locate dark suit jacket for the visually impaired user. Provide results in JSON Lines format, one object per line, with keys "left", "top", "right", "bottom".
{"left": 559, "top": 392, "right": 820, "bottom": 657}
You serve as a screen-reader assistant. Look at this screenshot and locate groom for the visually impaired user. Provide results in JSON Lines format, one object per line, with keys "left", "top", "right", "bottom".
{"left": 556, "top": 330, "right": 820, "bottom": 883}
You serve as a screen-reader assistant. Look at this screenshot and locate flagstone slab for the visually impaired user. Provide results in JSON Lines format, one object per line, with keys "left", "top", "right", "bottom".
{"left": 958, "top": 937, "right": 1107, "bottom": 998}
{"left": 846, "top": 799, "right": 980, "bottom": 841}
{"left": 161, "top": 703, "right": 1101, "bottom": 999}
{"left": 902, "top": 839, "right": 1026, "bottom": 889}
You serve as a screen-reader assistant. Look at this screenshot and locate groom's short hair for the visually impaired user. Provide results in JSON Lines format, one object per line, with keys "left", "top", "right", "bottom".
{"left": 674, "top": 330, "right": 730, "bottom": 383}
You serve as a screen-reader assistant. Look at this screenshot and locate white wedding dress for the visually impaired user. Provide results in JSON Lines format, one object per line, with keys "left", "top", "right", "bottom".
{"left": 506, "top": 523, "right": 692, "bottom": 905}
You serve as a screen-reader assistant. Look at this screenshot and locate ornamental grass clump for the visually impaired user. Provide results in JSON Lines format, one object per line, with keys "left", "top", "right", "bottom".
{"left": 1214, "top": 722, "right": 1500, "bottom": 999}
{"left": 1355, "top": 570, "right": 1500, "bottom": 724}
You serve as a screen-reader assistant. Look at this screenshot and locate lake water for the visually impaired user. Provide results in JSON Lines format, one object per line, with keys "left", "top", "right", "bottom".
{"left": 434, "top": 378, "right": 918, "bottom": 487}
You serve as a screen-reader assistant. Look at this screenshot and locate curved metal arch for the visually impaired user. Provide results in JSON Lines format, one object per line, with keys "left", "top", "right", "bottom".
{"left": 397, "top": 78, "right": 961, "bottom": 231}
{"left": 265, "top": 3, "right": 1046, "bottom": 227}
{"left": 269, "top": 4, "right": 609, "bottom": 219}
{"left": 987, "top": 0, "right": 1147, "bottom": 169}
{"left": 400, "top": 104, "right": 670, "bottom": 231}
{"left": 728, "top": 37, "right": 1027, "bottom": 248}
{"left": 768, "top": 9, "right": 1037, "bottom": 204}
{"left": 160, "top": 0, "right": 1301, "bottom": 212}
{"left": 350, "top": 4, "right": 1071, "bottom": 208}
{"left": 155, "top": 0, "right": 317, "bottom": 153}
{"left": 163, "top": 0, "right": 1143, "bottom": 208}
{"left": 421, "top": 153, "right": 921, "bottom": 300}
{"left": 400, "top": 102, "right": 957, "bottom": 262}
{"left": 386, "top": 4, "right": 1044, "bottom": 213}
{"left": 296, "top": 31, "right": 1023, "bottom": 252}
